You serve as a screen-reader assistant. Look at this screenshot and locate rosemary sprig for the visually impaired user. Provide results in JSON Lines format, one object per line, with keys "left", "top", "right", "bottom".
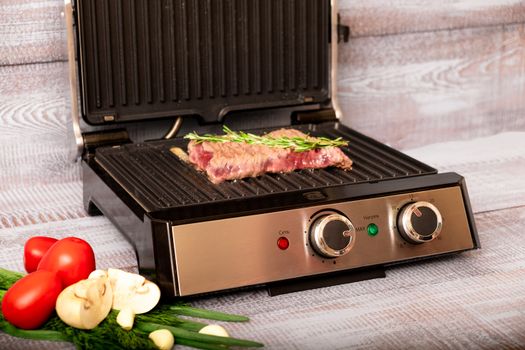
{"left": 184, "top": 126, "right": 348, "bottom": 152}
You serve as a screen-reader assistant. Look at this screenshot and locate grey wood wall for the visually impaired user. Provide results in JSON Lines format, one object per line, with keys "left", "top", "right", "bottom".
{"left": 338, "top": 0, "right": 525, "bottom": 148}
{"left": 1, "top": 0, "right": 525, "bottom": 150}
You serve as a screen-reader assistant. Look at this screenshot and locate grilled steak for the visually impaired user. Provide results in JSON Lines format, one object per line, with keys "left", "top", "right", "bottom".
{"left": 177, "top": 129, "right": 352, "bottom": 184}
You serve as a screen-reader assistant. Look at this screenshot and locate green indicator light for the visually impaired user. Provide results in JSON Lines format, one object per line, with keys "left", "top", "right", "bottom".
{"left": 367, "top": 223, "right": 379, "bottom": 236}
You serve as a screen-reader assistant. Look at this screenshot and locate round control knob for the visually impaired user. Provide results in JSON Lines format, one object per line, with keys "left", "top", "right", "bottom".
{"left": 397, "top": 201, "right": 443, "bottom": 244}
{"left": 309, "top": 213, "right": 356, "bottom": 258}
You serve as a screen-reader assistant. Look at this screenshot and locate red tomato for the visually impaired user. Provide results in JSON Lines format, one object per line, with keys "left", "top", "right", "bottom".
{"left": 37, "top": 237, "right": 96, "bottom": 288}
{"left": 1, "top": 270, "right": 62, "bottom": 329}
{"left": 23, "top": 236, "right": 58, "bottom": 273}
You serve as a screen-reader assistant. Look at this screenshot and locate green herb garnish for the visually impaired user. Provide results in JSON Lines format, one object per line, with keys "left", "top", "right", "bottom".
{"left": 169, "top": 305, "right": 249, "bottom": 322}
{"left": 0, "top": 268, "right": 263, "bottom": 350}
{"left": 184, "top": 126, "right": 348, "bottom": 152}
{"left": 0, "top": 268, "right": 24, "bottom": 290}
{"left": 136, "top": 322, "right": 263, "bottom": 348}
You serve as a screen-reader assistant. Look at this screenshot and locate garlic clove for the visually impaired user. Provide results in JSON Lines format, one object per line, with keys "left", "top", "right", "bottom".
{"left": 116, "top": 306, "right": 135, "bottom": 331}
{"left": 149, "top": 329, "right": 174, "bottom": 350}
{"left": 198, "top": 324, "right": 230, "bottom": 337}
{"left": 170, "top": 147, "right": 189, "bottom": 163}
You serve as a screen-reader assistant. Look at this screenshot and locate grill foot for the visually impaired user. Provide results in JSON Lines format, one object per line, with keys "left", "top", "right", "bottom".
{"left": 266, "top": 267, "right": 386, "bottom": 296}
{"left": 85, "top": 200, "right": 102, "bottom": 216}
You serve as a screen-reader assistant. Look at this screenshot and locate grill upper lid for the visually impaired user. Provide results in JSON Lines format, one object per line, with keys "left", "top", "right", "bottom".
{"left": 75, "top": 0, "right": 333, "bottom": 125}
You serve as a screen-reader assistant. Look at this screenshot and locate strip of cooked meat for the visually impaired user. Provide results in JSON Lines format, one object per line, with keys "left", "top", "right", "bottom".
{"left": 174, "top": 129, "right": 352, "bottom": 184}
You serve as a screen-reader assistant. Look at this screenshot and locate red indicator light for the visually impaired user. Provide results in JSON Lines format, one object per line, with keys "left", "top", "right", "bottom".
{"left": 277, "top": 237, "right": 289, "bottom": 250}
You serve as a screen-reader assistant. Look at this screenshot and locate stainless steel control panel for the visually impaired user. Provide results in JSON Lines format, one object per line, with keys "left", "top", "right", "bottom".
{"left": 171, "top": 186, "right": 474, "bottom": 296}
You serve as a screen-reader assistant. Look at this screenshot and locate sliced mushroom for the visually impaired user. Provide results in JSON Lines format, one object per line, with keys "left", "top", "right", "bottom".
{"left": 107, "top": 268, "right": 161, "bottom": 314}
{"left": 88, "top": 269, "right": 108, "bottom": 280}
{"left": 55, "top": 275, "right": 113, "bottom": 330}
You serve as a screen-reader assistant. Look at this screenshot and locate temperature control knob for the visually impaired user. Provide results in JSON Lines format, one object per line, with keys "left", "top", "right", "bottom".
{"left": 397, "top": 201, "right": 443, "bottom": 244}
{"left": 309, "top": 213, "right": 356, "bottom": 258}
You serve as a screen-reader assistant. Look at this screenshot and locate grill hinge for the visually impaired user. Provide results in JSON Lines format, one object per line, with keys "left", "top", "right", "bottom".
{"left": 337, "top": 14, "right": 350, "bottom": 43}
{"left": 293, "top": 109, "right": 338, "bottom": 124}
{"left": 82, "top": 129, "right": 131, "bottom": 159}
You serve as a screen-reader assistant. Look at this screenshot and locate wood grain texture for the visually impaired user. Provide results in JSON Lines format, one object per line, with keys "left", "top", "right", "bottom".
{"left": 3, "top": 21, "right": 525, "bottom": 155}
{"left": 0, "top": 0, "right": 67, "bottom": 65}
{"left": 338, "top": 23, "right": 525, "bottom": 149}
{"left": 0, "top": 2, "right": 524, "bottom": 349}
{"left": 0, "top": 182, "right": 85, "bottom": 229}
{"left": 406, "top": 132, "right": 525, "bottom": 214}
{"left": 1, "top": 0, "right": 525, "bottom": 65}
{"left": 0, "top": 62, "right": 79, "bottom": 190}
{"left": 340, "top": 0, "right": 525, "bottom": 38}
{"left": 0, "top": 61, "right": 84, "bottom": 229}
{"left": 1, "top": 1, "right": 524, "bottom": 151}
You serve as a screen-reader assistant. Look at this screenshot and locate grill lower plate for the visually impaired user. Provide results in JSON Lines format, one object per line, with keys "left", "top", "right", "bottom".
{"left": 95, "top": 122, "right": 435, "bottom": 212}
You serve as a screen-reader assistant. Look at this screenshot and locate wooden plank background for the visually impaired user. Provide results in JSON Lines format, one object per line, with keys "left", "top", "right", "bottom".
{"left": 1, "top": 2, "right": 525, "bottom": 349}
{"left": 3, "top": 0, "right": 525, "bottom": 65}
{"left": 339, "top": 22, "right": 525, "bottom": 148}
{"left": 341, "top": 0, "right": 525, "bottom": 38}
{"left": 2, "top": 0, "right": 525, "bottom": 150}
{"left": 0, "top": 0, "right": 523, "bottom": 228}
{"left": 0, "top": 0, "right": 67, "bottom": 65}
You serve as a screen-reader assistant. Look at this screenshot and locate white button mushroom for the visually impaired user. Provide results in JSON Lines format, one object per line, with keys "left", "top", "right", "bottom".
{"left": 88, "top": 269, "right": 108, "bottom": 280}
{"left": 149, "top": 329, "right": 174, "bottom": 350}
{"left": 107, "top": 268, "right": 161, "bottom": 315}
{"left": 55, "top": 275, "right": 113, "bottom": 330}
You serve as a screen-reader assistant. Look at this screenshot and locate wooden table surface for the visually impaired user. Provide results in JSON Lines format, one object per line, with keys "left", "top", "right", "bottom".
{"left": 1, "top": 1, "right": 525, "bottom": 349}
